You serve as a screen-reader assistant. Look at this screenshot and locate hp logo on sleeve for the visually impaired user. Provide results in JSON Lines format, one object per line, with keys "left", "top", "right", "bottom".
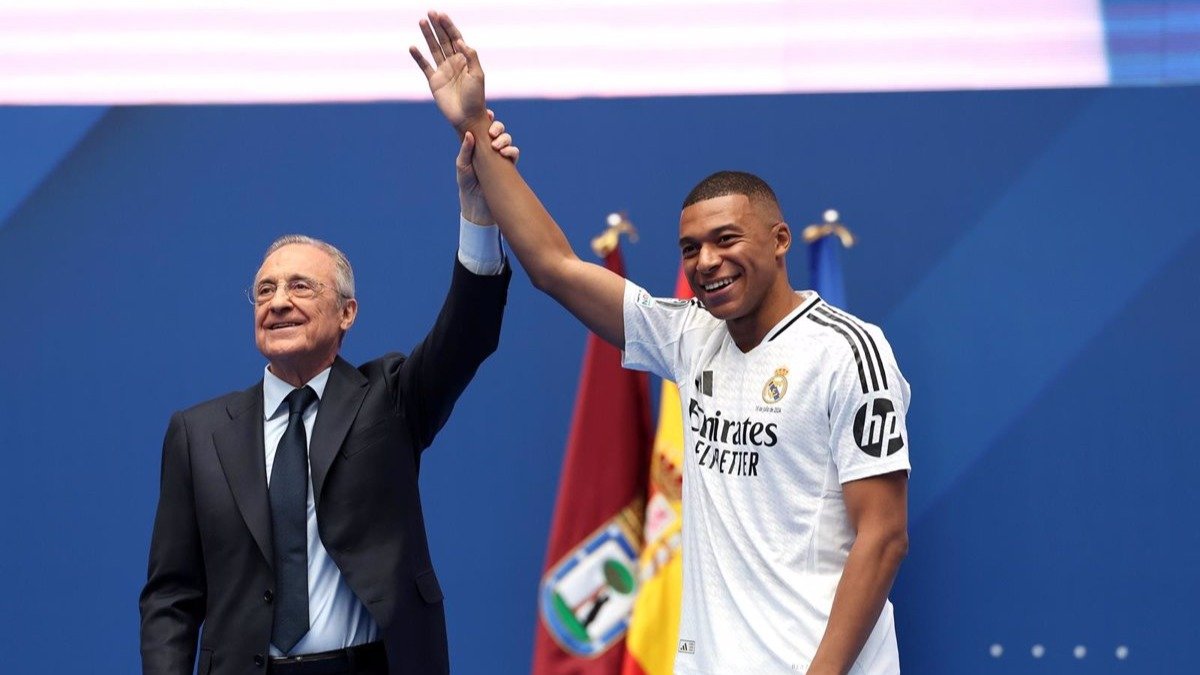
{"left": 853, "top": 398, "right": 905, "bottom": 457}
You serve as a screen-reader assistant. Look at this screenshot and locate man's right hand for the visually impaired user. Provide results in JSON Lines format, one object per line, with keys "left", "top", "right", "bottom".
{"left": 410, "top": 11, "right": 488, "bottom": 135}
{"left": 408, "top": 11, "right": 629, "bottom": 350}
{"left": 458, "top": 110, "right": 518, "bottom": 226}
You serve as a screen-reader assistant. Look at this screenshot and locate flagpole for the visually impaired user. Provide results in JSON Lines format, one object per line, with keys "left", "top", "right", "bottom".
{"left": 801, "top": 208, "right": 855, "bottom": 248}
{"left": 592, "top": 211, "right": 639, "bottom": 258}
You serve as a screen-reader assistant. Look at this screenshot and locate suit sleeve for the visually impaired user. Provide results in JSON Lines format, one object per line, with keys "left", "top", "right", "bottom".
{"left": 395, "top": 257, "right": 511, "bottom": 451}
{"left": 139, "top": 412, "right": 206, "bottom": 675}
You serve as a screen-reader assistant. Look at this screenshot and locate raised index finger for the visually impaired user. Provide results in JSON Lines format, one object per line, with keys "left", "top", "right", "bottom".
{"left": 408, "top": 46, "right": 435, "bottom": 78}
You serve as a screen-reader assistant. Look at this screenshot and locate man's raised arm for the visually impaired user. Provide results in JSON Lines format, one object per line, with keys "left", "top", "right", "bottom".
{"left": 410, "top": 11, "right": 628, "bottom": 349}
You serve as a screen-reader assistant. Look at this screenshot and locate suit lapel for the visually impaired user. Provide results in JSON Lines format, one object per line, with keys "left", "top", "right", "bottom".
{"left": 310, "top": 356, "right": 369, "bottom": 506}
{"left": 212, "top": 384, "right": 274, "bottom": 567}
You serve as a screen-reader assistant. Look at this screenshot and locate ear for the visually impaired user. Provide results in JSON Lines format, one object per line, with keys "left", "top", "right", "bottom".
{"left": 339, "top": 298, "right": 358, "bottom": 332}
{"left": 773, "top": 221, "right": 792, "bottom": 258}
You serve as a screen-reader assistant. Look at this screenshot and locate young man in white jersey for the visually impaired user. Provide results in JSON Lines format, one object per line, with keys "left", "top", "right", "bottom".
{"left": 410, "top": 13, "right": 910, "bottom": 674}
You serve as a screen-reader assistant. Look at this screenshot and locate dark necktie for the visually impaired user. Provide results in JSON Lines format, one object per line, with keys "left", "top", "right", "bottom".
{"left": 270, "top": 385, "right": 317, "bottom": 653}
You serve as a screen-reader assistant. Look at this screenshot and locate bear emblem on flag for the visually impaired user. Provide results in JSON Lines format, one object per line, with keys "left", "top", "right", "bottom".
{"left": 539, "top": 507, "right": 641, "bottom": 657}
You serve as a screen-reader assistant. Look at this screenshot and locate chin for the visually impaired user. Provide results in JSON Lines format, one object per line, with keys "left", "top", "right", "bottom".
{"left": 701, "top": 301, "right": 735, "bottom": 320}
{"left": 259, "top": 340, "right": 303, "bottom": 362}
{"left": 713, "top": 301, "right": 756, "bottom": 324}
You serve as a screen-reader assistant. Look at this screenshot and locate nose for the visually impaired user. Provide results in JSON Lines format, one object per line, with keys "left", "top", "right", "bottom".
{"left": 267, "top": 285, "right": 294, "bottom": 311}
{"left": 697, "top": 244, "right": 721, "bottom": 274}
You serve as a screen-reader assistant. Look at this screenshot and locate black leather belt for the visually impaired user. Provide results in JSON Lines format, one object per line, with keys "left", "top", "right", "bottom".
{"left": 268, "top": 641, "right": 387, "bottom": 674}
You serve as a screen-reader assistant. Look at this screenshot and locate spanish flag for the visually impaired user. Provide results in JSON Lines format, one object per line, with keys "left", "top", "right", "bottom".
{"left": 620, "top": 266, "right": 691, "bottom": 675}
{"left": 533, "top": 246, "right": 654, "bottom": 675}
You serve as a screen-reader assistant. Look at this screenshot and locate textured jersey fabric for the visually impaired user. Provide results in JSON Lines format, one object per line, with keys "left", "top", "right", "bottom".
{"left": 621, "top": 281, "right": 910, "bottom": 674}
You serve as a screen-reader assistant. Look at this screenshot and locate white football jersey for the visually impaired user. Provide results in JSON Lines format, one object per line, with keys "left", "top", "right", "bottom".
{"left": 622, "top": 281, "right": 911, "bottom": 675}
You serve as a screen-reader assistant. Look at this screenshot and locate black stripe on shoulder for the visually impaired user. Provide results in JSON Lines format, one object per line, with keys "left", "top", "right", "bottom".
{"left": 823, "top": 306, "right": 889, "bottom": 390}
{"left": 815, "top": 306, "right": 882, "bottom": 391}
{"left": 768, "top": 297, "right": 823, "bottom": 342}
{"left": 806, "top": 313, "right": 869, "bottom": 394}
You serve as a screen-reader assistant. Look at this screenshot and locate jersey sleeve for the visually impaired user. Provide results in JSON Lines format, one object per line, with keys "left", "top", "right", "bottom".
{"left": 826, "top": 320, "right": 912, "bottom": 484}
{"left": 621, "top": 280, "right": 701, "bottom": 383}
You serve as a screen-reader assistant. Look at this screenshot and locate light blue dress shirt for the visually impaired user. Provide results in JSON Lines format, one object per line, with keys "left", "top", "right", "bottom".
{"left": 457, "top": 214, "right": 506, "bottom": 275}
{"left": 263, "top": 218, "right": 504, "bottom": 656}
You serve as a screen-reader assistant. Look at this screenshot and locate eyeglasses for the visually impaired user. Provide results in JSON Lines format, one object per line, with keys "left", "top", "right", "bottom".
{"left": 245, "top": 277, "right": 345, "bottom": 305}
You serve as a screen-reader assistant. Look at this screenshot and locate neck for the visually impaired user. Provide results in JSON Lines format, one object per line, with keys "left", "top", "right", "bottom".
{"left": 268, "top": 355, "right": 335, "bottom": 388}
{"left": 726, "top": 287, "right": 804, "bottom": 353}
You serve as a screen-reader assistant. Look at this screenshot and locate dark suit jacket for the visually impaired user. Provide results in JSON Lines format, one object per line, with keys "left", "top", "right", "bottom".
{"left": 140, "top": 260, "right": 510, "bottom": 675}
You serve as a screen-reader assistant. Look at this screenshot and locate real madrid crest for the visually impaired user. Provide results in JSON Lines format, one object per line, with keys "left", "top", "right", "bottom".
{"left": 762, "top": 367, "right": 789, "bottom": 404}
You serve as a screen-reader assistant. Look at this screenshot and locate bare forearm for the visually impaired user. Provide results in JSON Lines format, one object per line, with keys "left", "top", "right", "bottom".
{"left": 808, "top": 532, "right": 907, "bottom": 674}
{"left": 411, "top": 13, "right": 626, "bottom": 347}
{"left": 462, "top": 115, "right": 579, "bottom": 290}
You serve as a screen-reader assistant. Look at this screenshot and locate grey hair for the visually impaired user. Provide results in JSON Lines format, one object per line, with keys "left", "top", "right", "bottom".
{"left": 263, "top": 234, "right": 356, "bottom": 301}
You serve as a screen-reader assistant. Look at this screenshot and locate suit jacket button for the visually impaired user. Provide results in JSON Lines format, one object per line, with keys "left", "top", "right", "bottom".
{"left": 263, "top": 589, "right": 274, "bottom": 603}
{"left": 254, "top": 654, "right": 265, "bottom": 668}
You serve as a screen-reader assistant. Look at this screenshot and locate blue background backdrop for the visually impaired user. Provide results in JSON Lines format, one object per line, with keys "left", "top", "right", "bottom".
{"left": 1, "top": 84, "right": 1198, "bottom": 673}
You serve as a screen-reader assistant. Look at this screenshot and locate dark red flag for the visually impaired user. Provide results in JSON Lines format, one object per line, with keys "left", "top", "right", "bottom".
{"left": 532, "top": 247, "right": 653, "bottom": 675}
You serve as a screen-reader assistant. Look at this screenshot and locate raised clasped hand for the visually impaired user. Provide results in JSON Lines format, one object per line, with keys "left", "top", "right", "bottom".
{"left": 410, "top": 11, "right": 487, "bottom": 134}
{"left": 457, "top": 109, "right": 519, "bottom": 225}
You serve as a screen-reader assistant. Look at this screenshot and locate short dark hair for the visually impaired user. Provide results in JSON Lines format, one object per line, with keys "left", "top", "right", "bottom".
{"left": 681, "top": 171, "right": 780, "bottom": 210}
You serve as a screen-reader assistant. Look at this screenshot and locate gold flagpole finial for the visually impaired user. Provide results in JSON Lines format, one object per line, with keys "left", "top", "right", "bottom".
{"left": 592, "top": 211, "right": 639, "bottom": 258}
{"left": 801, "top": 209, "right": 856, "bottom": 248}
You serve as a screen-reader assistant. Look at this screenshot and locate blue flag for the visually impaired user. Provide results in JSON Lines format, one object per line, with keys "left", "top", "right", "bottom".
{"left": 805, "top": 219, "right": 853, "bottom": 308}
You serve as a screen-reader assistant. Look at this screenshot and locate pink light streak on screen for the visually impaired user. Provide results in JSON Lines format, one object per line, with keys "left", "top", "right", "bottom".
{"left": 0, "top": 1, "right": 1109, "bottom": 104}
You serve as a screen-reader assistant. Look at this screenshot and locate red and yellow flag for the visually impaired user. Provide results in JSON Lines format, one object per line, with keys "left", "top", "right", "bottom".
{"left": 621, "top": 266, "right": 691, "bottom": 675}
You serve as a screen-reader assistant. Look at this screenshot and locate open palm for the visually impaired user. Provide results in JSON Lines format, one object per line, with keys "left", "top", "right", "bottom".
{"left": 411, "top": 13, "right": 486, "bottom": 132}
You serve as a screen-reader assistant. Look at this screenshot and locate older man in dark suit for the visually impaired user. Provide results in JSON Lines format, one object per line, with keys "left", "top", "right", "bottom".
{"left": 139, "top": 119, "right": 519, "bottom": 675}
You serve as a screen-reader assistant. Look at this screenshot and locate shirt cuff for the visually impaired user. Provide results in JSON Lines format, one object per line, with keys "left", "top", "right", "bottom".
{"left": 457, "top": 214, "right": 507, "bottom": 276}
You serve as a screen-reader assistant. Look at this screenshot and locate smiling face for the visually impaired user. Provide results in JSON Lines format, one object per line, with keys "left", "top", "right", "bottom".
{"left": 679, "top": 193, "right": 794, "bottom": 331}
{"left": 253, "top": 243, "right": 357, "bottom": 385}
